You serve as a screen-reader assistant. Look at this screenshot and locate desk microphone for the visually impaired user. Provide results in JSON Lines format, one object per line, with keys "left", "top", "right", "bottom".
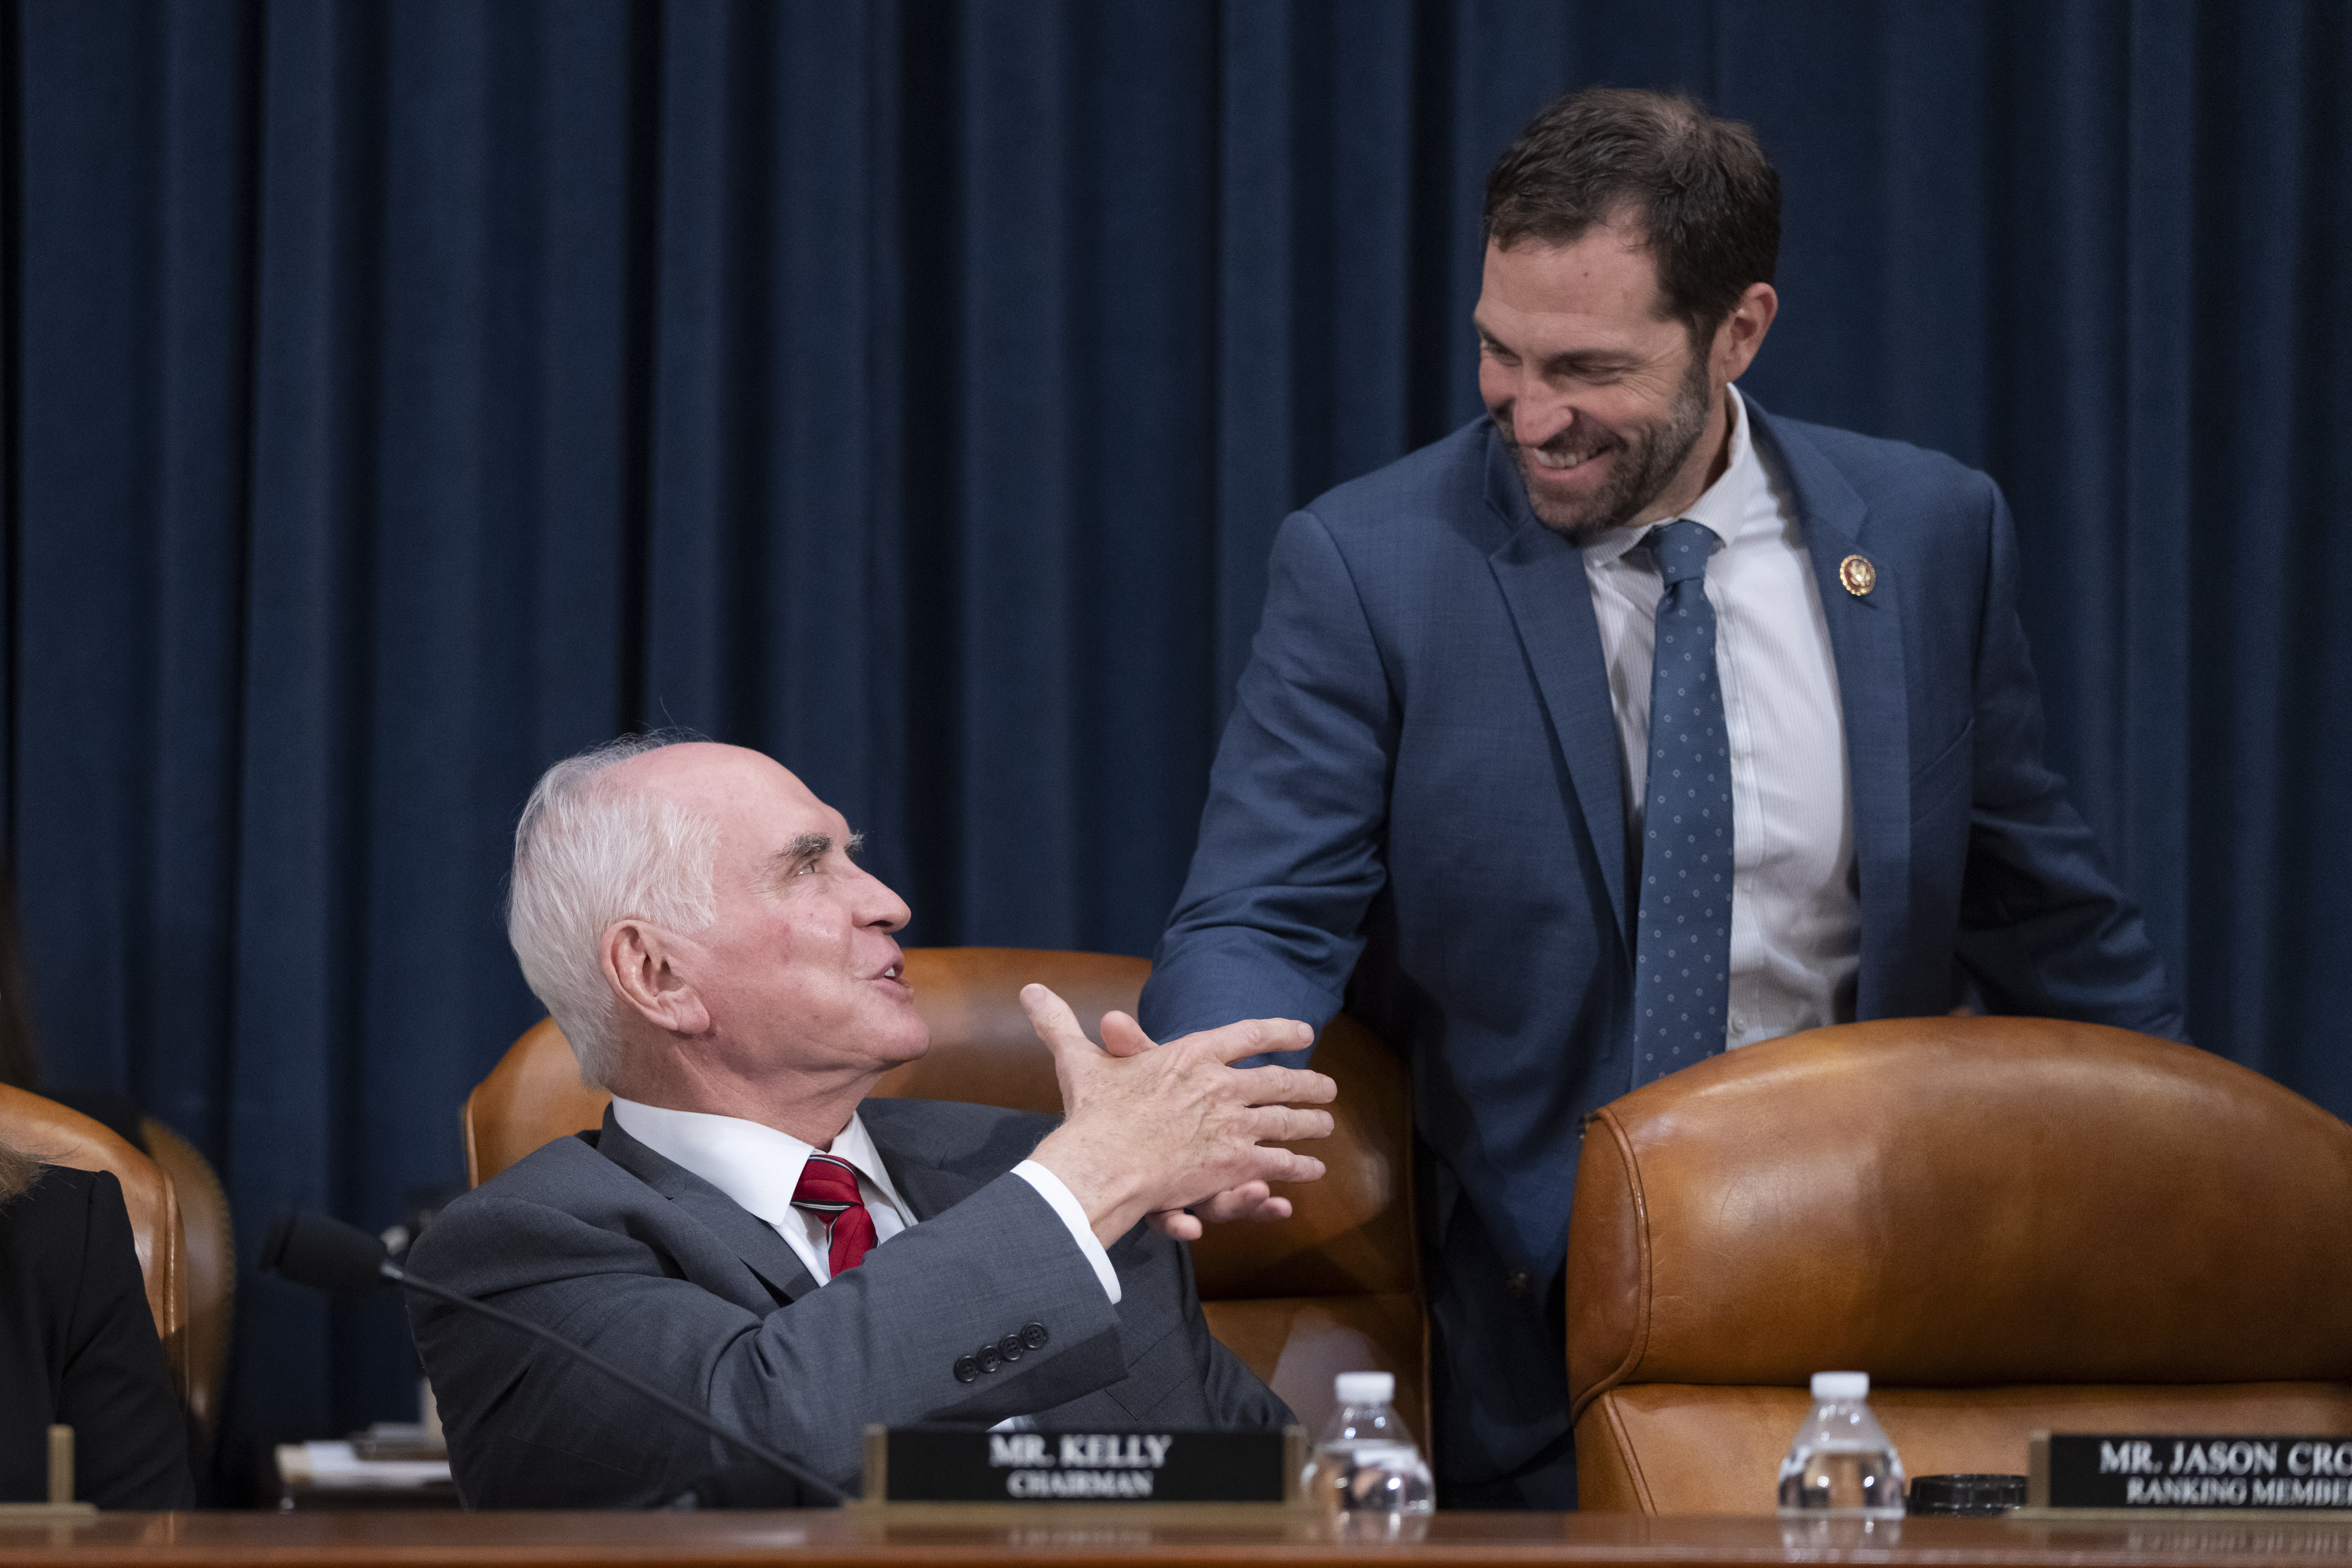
{"left": 259, "top": 1209, "right": 844, "bottom": 1507}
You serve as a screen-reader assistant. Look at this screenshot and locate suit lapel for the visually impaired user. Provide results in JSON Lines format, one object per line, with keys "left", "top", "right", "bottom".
{"left": 867, "top": 1112, "right": 988, "bottom": 1222}
{"left": 1748, "top": 403, "right": 1913, "bottom": 1012}
{"left": 593, "top": 1109, "right": 821, "bottom": 1304}
{"left": 1482, "top": 438, "right": 1633, "bottom": 950}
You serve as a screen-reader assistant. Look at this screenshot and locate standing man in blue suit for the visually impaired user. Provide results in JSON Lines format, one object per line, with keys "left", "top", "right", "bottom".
{"left": 1138, "top": 87, "right": 2185, "bottom": 1509}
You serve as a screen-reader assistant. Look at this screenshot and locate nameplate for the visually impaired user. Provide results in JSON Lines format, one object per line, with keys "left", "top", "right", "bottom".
{"left": 862, "top": 1426, "right": 1302, "bottom": 1504}
{"left": 2032, "top": 1434, "right": 2352, "bottom": 1510}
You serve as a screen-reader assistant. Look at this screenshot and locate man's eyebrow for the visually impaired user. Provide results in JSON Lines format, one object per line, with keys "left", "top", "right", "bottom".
{"left": 1471, "top": 322, "right": 1643, "bottom": 373}
{"left": 775, "top": 833, "right": 832, "bottom": 870}
{"left": 771, "top": 831, "right": 866, "bottom": 872}
{"left": 1547, "top": 347, "right": 1644, "bottom": 370}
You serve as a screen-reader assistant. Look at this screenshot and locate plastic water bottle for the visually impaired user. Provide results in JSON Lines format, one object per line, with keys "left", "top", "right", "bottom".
{"left": 1776, "top": 1371, "right": 1906, "bottom": 1519}
{"left": 1300, "top": 1372, "right": 1435, "bottom": 1524}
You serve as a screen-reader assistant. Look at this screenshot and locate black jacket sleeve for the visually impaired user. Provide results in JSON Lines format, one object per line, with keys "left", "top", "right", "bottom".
{"left": 0, "top": 1166, "right": 193, "bottom": 1508}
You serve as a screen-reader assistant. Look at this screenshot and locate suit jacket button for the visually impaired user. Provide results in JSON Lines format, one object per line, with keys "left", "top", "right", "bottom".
{"left": 1020, "top": 1322, "right": 1048, "bottom": 1350}
{"left": 953, "top": 1355, "right": 979, "bottom": 1384}
{"left": 1506, "top": 1270, "right": 1532, "bottom": 1298}
{"left": 998, "top": 1332, "right": 1025, "bottom": 1362}
{"left": 976, "top": 1344, "right": 1003, "bottom": 1374}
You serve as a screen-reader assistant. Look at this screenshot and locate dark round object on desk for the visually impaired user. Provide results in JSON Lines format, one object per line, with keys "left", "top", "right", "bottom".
{"left": 1908, "top": 1472, "right": 2027, "bottom": 1515}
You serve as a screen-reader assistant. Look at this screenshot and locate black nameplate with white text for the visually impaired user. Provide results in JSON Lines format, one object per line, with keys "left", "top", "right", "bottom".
{"left": 2038, "top": 1435, "right": 2352, "bottom": 1510}
{"left": 869, "top": 1427, "right": 1292, "bottom": 1504}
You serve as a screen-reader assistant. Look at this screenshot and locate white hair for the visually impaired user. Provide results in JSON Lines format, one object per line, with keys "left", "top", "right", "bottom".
{"left": 507, "top": 733, "right": 719, "bottom": 1088}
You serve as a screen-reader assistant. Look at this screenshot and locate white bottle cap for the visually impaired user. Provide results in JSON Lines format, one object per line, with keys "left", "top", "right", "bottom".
{"left": 1335, "top": 1371, "right": 1396, "bottom": 1404}
{"left": 1810, "top": 1371, "right": 1870, "bottom": 1399}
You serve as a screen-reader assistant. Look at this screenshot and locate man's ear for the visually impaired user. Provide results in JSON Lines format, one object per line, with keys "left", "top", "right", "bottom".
{"left": 1714, "top": 280, "right": 1779, "bottom": 384}
{"left": 603, "top": 920, "right": 712, "bottom": 1037}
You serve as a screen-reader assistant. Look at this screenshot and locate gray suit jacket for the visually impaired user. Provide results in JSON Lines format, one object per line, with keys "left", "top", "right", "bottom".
{"left": 406, "top": 1098, "right": 1289, "bottom": 1507}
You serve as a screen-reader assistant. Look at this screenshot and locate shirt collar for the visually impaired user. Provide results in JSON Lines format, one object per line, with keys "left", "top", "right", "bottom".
{"left": 607, "top": 1096, "right": 906, "bottom": 1227}
{"left": 1582, "top": 383, "right": 1769, "bottom": 567}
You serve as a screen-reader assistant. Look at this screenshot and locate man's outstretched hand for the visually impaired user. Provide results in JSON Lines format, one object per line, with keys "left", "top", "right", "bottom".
{"left": 1098, "top": 1009, "right": 1300, "bottom": 1240}
{"left": 1144, "top": 1182, "right": 1288, "bottom": 1242}
{"left": 1022, "top": 985, "right": 1336, "bottom": 1248}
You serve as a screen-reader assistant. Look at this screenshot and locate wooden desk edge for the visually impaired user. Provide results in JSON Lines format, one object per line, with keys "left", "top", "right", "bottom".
{"left": 8, "top": 1508, "right": 2352, "bottom": 1568}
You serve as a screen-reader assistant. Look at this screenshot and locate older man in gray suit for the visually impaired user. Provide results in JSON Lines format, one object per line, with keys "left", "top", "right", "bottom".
{"left": 408, "top": 736, "right": 1333, "bottom": 1508}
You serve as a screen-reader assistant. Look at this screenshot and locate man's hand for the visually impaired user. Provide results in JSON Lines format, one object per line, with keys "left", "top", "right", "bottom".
{"left": 1022, "top": 985, "right": 1336, "bottom": 1248}
{"left": 1097, "top": 1009, "right": 1302, "bottom": 1240}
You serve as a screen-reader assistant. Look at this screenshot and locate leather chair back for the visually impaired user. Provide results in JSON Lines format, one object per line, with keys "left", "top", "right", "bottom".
{"left": 463, "top": 948, "right": 1426, "bottom": 1445}
{"left": 140, "top": 1118, "right": 233, "bottom": 1440}
{"left": 0, "top": 1084, "right": 190, "bottom": 1407}
{"left": 1568, "top": 1016, "right": 2352, "bottom": 1513}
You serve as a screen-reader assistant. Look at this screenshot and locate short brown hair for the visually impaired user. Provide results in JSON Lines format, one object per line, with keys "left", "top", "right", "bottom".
{"left": 1483, "top": 87, "right": 1780, "bottom": 337}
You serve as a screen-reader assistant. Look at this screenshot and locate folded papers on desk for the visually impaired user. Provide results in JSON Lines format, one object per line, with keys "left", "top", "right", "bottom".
{"left": 272, "top": 1441, "right": 456, "bottom": 1509}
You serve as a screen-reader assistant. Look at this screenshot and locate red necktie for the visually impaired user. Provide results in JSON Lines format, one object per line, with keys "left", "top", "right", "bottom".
{"left": 791, "top": 1151, "right": 876, "bottom": 1276}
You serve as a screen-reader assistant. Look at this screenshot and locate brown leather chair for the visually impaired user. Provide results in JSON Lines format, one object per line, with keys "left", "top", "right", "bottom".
{"left": 139, "top": 1118, "right": 233, "bottom": 1442}
{"left": 0, "top": 1085, "right": 190, "bottom": 1408}
{"left": 1568, "top": 1016, "right": 2352, "bottom": 1513}
{"left": 462, "top": 947, "right": 1425, "bottom": 1444}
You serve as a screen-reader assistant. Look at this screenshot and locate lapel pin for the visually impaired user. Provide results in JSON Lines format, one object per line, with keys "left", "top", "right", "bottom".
{"left": 1838, "top": 554, "right": 1876, "bottom": 598}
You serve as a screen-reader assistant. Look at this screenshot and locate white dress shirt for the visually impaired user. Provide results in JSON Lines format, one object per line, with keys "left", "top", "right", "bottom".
{"left": 1581, "top": 385, "right": 1860, "bottom": 1048}
{"left": 608, "top": 1096, "right": 1121, "bottom": 1302}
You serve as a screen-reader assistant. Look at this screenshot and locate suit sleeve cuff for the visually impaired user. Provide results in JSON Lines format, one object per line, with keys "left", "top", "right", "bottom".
{"left": 1010, "top": 1160, "right": 1122, "bottom": 1305}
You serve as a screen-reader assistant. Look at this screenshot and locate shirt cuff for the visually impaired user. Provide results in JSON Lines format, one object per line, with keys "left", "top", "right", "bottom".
{"left": 1011, "top": 1160, "right": 1122, "bottom": 1305}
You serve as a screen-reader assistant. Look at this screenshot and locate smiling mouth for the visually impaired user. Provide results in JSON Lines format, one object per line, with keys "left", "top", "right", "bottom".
{"left": 1528, "top": 442, "right": 1609, "bottom": 473}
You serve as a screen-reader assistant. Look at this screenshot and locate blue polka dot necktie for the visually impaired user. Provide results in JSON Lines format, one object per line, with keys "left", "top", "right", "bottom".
{"left": 1632, "top": 519, "right": 1731, "bottom": 1087}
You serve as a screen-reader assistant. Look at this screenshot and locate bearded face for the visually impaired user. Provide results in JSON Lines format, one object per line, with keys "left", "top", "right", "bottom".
{"left": 1489, "top": 335, "right": 1713, "bottom": 545}
{"left": 1473, "top": 227, "right": 1730, "bottom": 546}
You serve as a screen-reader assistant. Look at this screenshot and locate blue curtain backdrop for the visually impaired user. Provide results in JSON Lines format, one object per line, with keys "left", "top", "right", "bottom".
{"left": 0, "top": 0, "right": 2344, "bottom": 1490}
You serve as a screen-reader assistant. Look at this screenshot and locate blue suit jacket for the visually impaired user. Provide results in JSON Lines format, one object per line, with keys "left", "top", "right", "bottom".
{"left": 1140, "top": 405, "right": 2182, "bottom": 1480}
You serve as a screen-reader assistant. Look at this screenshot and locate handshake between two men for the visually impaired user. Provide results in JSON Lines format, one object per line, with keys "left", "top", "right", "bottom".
{"left": 404, "top": 736, "right": 1338, "bottom": 1507}
{"left": 1020, "top": 983, "right": 1333, "bottom": 1247}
